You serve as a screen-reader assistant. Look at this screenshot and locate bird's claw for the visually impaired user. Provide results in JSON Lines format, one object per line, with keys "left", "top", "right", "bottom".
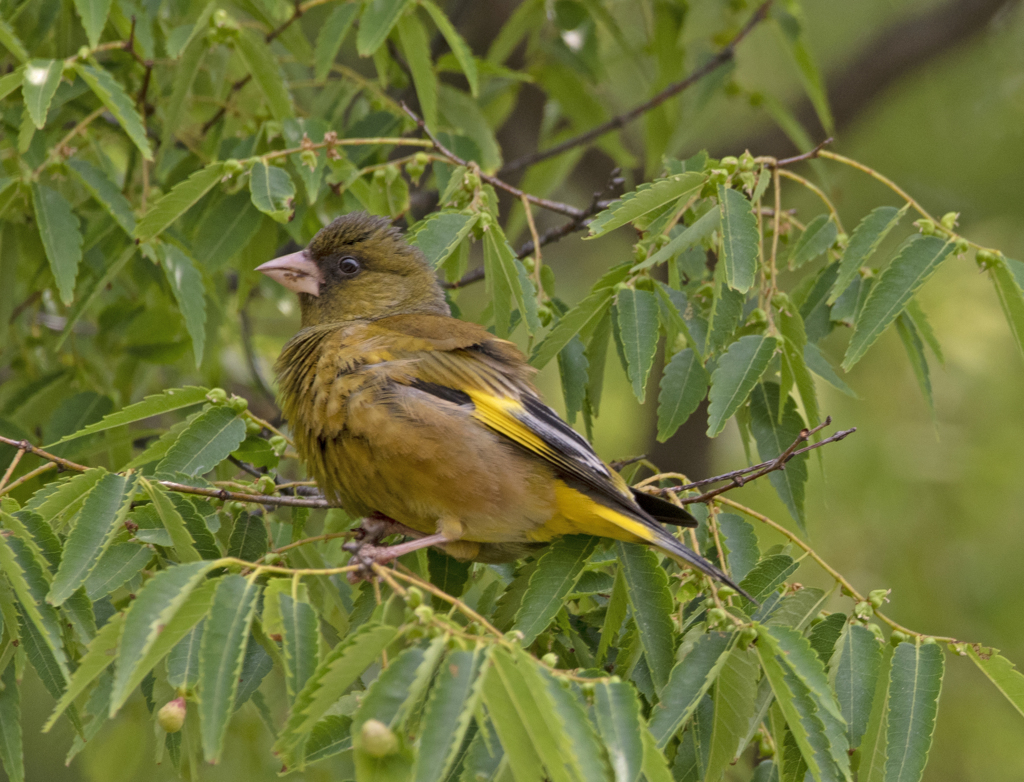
{"left": 343, "top": 540, "right": 398, "bottom": 583}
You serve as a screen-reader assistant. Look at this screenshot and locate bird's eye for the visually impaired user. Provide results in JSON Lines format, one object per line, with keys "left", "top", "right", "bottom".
{"left": 339, "top": 257, "right": 361, "bottom": 276}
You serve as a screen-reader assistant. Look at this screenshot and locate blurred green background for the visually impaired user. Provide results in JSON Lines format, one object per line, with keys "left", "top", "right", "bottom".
{"left": 7, "top": 0, "right": 1024, "bottom": 779}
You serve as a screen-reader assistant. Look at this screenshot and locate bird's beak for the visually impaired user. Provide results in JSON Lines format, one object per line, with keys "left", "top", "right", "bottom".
{"left": 256, "top": 250, "right": 323, "bottom": 297}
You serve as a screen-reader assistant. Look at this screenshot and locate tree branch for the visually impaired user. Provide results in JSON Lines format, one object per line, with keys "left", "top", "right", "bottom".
{"left": 499, "top": 0, "right": 774, "bottom": 175}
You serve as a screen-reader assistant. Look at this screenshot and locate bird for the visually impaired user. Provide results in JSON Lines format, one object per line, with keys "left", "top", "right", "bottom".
{"left": 257, "top": 211, "right": 748, "bottom": 596}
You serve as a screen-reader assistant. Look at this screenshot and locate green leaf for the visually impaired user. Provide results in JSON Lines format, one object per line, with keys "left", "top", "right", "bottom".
{"left": 483, "top": 223, "right": 539, "bottom": 337}
{"left": 74, "top": 63, "right": 152, "bottom": 159}
{"left": 250, "top": 161, "right": 295, "bottom": 223}
{"left": 274, "top": 624, "right": 397, "bottom": 765}
{"left": 413, "top": 648, "right": 483, "bottom": 782}
{"left": 156, "top": 405, "right": 246, "bottom": 477}
{"left": 778, "top": 307, "right": 820, "bottom": 427}
{"left": 408, "top": 211, "right": 478, "bottom": 269}
{"left": 588, "top": 172, "right": 704, "bottom": 238}
{"left": 135, "top": 162, "right": 227, "bottom": 243}
{"left": 227, "top": 511, "right": 268, "bottom": 561}
{"left": 803, "top": 343, "right": 855, "bottom": 397}
{"left": 616, "top": 288, "right": 659, "bottom": 402}
{"left": 648, "top": 632, "right": 734, "bottom": 747}
{"left": 141, "top": 479, "right": 202, "bottom": 563}
{"left": 0, "top": 663, "right": 23, "bottom": 782}
{"left": 706, "top": 647, "right": 759, "bottom": 781}
{"left": 193, "top": 190, "right": 263, "bottom": 270}
{"left": 51, "top": 387, "right": 208, "bottom": 445}
{"left": 789, "top": 214, "right": 837, "bottom": 269}
{"left": 616, "top": 542, "right": 676, "bottom": 691}
{"left": 167, "top": 621, "right": 203, "bottom": 691}
{"left": 657, "top": 348, "right": 709, "bottom": 442}
{"left": 828, "top": 623, "right": 882, "bottom": 749}
{"left": 305, "top": 716, "right": 353, "bottom": 763}
{"left": 531, "top": 288, "right": 615, "bottom": 369}
{"left": 314, "top": 2, "right": 359, "bottom": 81}
{"left": 775, "top": 10, "right": 834, "bottom": 134}
{"left": 739, "top": 555, "right": 797, "bottom": 605}
{"left": 513, "top": 535, "right": 597, "bottom": 645}
{"left": 858, "top": 645, "right": 893, "bottom": 782}
{"left": 109, "top": 561, "right": 219, "bottom": 715}
{"left": 357, "top": 0, "right": 410, "bottom": 56}
{"left": 558, "top": 335, "right": 589, "bottom": 424}
{"left": 596, "top": 565, "right": 628, "bottom": 666}
{"left": 706, "top": 336, "right": 778, "bottom": 437}
{"left": 884, "top": 642, "right": 944, "bottom": 782}
{"left": 160, "top": 244, "right": 207, "bottom": 367}
{"left": 22, "top": 60, "right": 63, "bottom": 128}
{"left": 633, "top": 206, "right": 721, "bottom": 272}
{"left": 421, "top": 1, "right": 479, "bottom": 96}
{"left": 717, "top": 513, "right": 758, "bottom": 582}
{"left": 73, "top": 0, "right": 113, "bottom": 48}
{"left": 84, "top": 543, "right": 151, "bottom": 599}
{"left": 43, "top": 612, "right": 124, "bottom": 731}
{"left": 426, "top": 549, "right": 472, "bottom": 607}
{"left": 48, "top": 472, "right": 137, "bottom": 606}
{"left": 0, "top": 18, "right": 28, "bottom": 62}
{"left": 30, "top": 183, "right": 83, "bottom": 306}
{"left": 749, "top": 383, "right": 808, "bottom": 532}
{"left": 829, "top": 205, "right": 906, "bottom": 304}
{"left": 66, "top": 158, "right": 136, "bottom": 234}
{"left": 705, "top": 284, "right": 745, "bottom": 355}
{"left": 842, "top": 236, "right": 954, "bottom": 371}
{"left": 718, "top": 186, "right": 758, "bottom": 292}
{"left": 0, "top": 70, "right": 21, "bottom": 102}
{"left": 278, "top": 592, "right": 318, "bottom": 702}
{"left": 234, "top": 28, "right": 293, "bottom": 121}
{"left": 199, "top": 574, "right": 260, "bottom": 763}
{"left": 966, "top": 644, "right": 1024, "bottom": 718}
{"left": 989, "top": 257, "right": 1024, "bottom": 360}
{"left": 593, "top": 680, "right": 643, "bottom": 782}
{"left": 895, "top": 314, "right": 932, "bottom": 410}
{"left": 397, "top": 12, "right": 437, "bottom": 127}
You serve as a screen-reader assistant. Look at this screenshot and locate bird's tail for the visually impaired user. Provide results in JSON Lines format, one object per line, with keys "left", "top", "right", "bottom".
{"left": 649, "top": 526, "right": 755, "bottom": 603}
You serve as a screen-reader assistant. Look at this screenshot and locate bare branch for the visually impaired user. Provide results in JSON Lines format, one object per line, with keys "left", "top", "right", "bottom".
{"left": 500, "top": 0, "right": 774, "bottom": 175}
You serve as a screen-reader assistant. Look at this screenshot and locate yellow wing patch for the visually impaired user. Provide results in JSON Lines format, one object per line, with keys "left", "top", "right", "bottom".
{"left": 528, "top": 481, "right": 659, "bottom": 544}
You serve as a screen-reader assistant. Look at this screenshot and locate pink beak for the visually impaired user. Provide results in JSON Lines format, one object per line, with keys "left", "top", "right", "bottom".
{"left": 256, "top": 250, "right": 323, "bottom": 297}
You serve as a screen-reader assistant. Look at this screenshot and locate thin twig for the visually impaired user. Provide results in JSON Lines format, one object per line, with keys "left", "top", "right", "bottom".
{"left": 777, "top": 169, "right": 845, "bottom": 234}
{"left": 400, "top": 102, "right": 585, "bottom": 219}
{"left": 0, "top": 463, "right": 57, "bottom": 497}
{"left": 772, "top": 137, "right": 834, "bottom": 168}
{"left": 499, "top": 0, "right": 774, "bottom": 174}
{"left": 0, "top": 450, "right": 25, "bottom": 494}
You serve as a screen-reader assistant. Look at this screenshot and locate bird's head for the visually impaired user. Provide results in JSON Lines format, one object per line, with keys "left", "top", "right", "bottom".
{"left": 256, "top": 212, "right": 449, "bottom": 326}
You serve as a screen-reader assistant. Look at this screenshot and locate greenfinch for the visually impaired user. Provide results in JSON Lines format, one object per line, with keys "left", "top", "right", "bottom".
{"left": 257, "top": 212, "right": 744, "bottom": 594}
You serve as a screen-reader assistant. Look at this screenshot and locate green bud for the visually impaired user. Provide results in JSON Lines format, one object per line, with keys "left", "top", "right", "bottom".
{"left": 976, "top": 249, "right": 998, "bottom": 269}
{"left": 360, "top": 719, "right": 398, "bottom": 757}
{"left": 720, "top": 156, "right": 739, "bottom": 173}
{"left": 246, "top": 418, "right": 263, "bottom": 435}
{"left": 854, "top": 601, "right": 873, "bottom": 620}
{"left": 758, "top": 734, "right": 775, "bottom": 757}
{"left": 940, "top": 211, "right": 959, "bottom": 230}
{"left": 269, "top": 435, "right": 287, "bottom": 455}
{"left": 299, "top": 149, "right": 318, "bottom": 171}
{"left": 414, "top": 605, "right": 434, "bottom": 623}
{"left": 717, "top": 586, "right": 737, "bottom": 600}
{"left": 835, "top": 232, "right": 849, "bottom": 249}
{"left": 917, "top": 219, "right": 936, "bottom": 236}
{"left": 867, "top": 623, "right": 885, "bottom": 643}
{"left": 256, "top": 475, "right": 276, "bottom": 495}
{"left": 746, "top": 308, "right": 768, "bottom": 328}
{"left": 954, "top": 238, "right": 970, "bottom": 256}
{"left": 706, "top": 607, "right": 727, "bottom": 627}
{"left": 406, "top": 586, "right": 423, "bottom": 608}
{"left": 737, "top": 626, "right": 758, "bottom": 650}
{"left": 738, "top": 151, "right": 755, "bottom": 171}
{"left": 890, "top": 630, "right": 911, "bottom": 646}
{"left": 157, "top": 697, "right": 187, "bottom": 733}
{"left": 228, "top": 395, "right": 248, "bottom": 414}
{"left": 263, "top": 552, "right": 282, "bottom": 565}
{"left": 708, "top": 169, "right": 729, "bottom": 187}
{"left": 672, "top": 333, "right": 689, "bottom": 354}
{"left": 222, "top": 158, "right": 245, "bottom": 175}
{"left": 521, "top": 255, "right": 536, "bottom": 273}
{"left": 921, "top": 636, "right": 939, "bottom": 645}
{"left": 868, "top": 588, "right": 890, "bottom": 609}
{"left": 633, "top": 244, "right": 649, "bottom": 263}
{"left": 541, "top": 653, "right": 559, "bottom": 667}
{"left": 206, "top": 388, "right": 228, "bottom": 405}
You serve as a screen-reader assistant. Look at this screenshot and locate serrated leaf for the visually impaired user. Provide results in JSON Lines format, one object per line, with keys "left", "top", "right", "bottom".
{"left": 141, "top": 479, "right": 201, "bottom": 562}
{"left": 66, "top": 158, "right": 135, "bottom": 234}
{"left": 858, "top": 644, "right": 893, "bottom": 782}
{"left": 616, "top": 542, "right": 675, "bottom": 691}
{"left": 778, "top": 307, "right": 820, "bottom": 427}
{"left": 749, "top": 383, "right": 808, "bottom": 532}
{"left": 199, "top": 574, "right": 260, "bottom": 763}
{"left": 558, "top": 334, "right": 589, "bottom": 424}
{"left": 305, "top": 715, "right": 353, "bottom": 762}
{"left": 483, "top": 223, "right": 539, "bottom": 336}
{"left": 357, "top": 0, "right": 410, "bottom": 56}
{"left": 156, "top": 405, "right": 246, "bottom": 478}
{"left": 73, "top": 0, "right": 113, "bottom": 48}
{"left": 513, "top": 535, "right": 596, "bottom": 645}
{"left": 616, "top": 288, "right": 659, "bottom": 402}
{"left": 135, "top": 162, "right": 227, "bottom": 242}
{"left": 278, "top": 592, "right": 318, "bottom": 703}
{"left": 706, "top": 335, "right": 777, "bottom": 437}
{"left": 706, "top": 647, "right": 759, "bottom": 781}
{"left": 842, "top": 236, "right": 953, "bottom": 371}
{"left": 30, "top": 183, "right": 83, "bottom": 305}
{"left": 74, "top": 63, "right": 152, "bottom": 159}
{"left": 413, "top": 648, "right": 483, "bottom": 782}
{"left": 648, "top": 631, "right": 734, "bottom": 747}
{"left": 274, "top": 623, "right": 396, "bottom": 765}
{"left": 109, "top": 561, "right": 219, "bottom": 715}
{"left": 989, "top": 257, "right": 1024, "bottom": 360}
{"left": 314, "top": 2, "right": 359, "bottom": 81}
{"left": 0, "top": 663, "right": 23, "bottom": 782}
{"left": 397, "top": 12, "right": 437, "bottom": 127}
{"left": 51, "top": 387, "right": 208, "bottom": 445}
{"left": 803, "top": 343, "right": 855, "bottom": 397}
{"left": 167, "top": 620, "right": 203, "bottom": 691}
{"left": 717, "top": 514, "right": 758, "bottom": 582}
{"left": 895, "top": 314, "right": 932, "bottom": 410}
{"left": 705, "top": 285, "right": 744, "bottom": 355}
{"left": 48, "top": 472, "right": 137, "bottom": 605}
{"left": 531, "top": 288, "right": 615, "bottom": 369}
{"left": 160, "top": 244, "right": 207, "bottom": 367}
{"left": 193, "top": 190, "right": 262, "bottom": 270}
{"left": 0, "top": 18, "right": 28, "bottom": 62}
{"left": 657, "top": 348, "right": 708, "bottom": 442}
{"left": 829, "top": 205, "right": 906, "bottom": 304}
{"left": 596, "top": 565, "right": 628, "bottom": 666}
{"left": 633, "top": 206, "right": 720, "bottom": 272}
{"left": 739, "top": 555, "right": 797, "bottom": 606}
{"left": 718, "top": 186, "right": 758, "bottom": 292}
{"left": 234, "top": 28, "right": 293, "bottom": 121}
{"left": 789, "top": 214, "right": 837, "bottom": 269}
{"left": 775, "top": 11, "right": 834, "bottom": 134}
{"left": 250, "top": 161, "right": 295, "bottom": 223}
{"left": 227, "top": 511, "right": 268, "bottom": 561}
{"left": 409, "top": 211, "right": 478, "bottom": 269}
{"left": 593, "top": 680, "right": 643, "bottom": 782}
{"left": 966, "top": 644, "right": 1024, "bottom": 718}
{"left": 588, "top": 172, "right": 704, "bottom": 238}
{"left": 421, "top": 0, "right": 479, "bottom": 96}
{"left": 22, "top": 60, "right": 63, "bottom": 129}
{"left": 0, "top": 70, "right": 20, "bottom": 103}
{"left": 43, "top": 611, "right": 124, "bottom": 731}
{"left": 884, "top": 642, "right": 943, "bottom": 782}
{"left": 828, "top": 623, "right": 882, "bottom": 749}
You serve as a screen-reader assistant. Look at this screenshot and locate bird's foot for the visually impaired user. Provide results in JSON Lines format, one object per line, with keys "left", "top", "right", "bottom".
{"left": 343, "top": 533, "right": 450, "bottom": 583}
